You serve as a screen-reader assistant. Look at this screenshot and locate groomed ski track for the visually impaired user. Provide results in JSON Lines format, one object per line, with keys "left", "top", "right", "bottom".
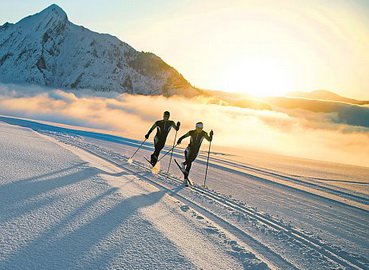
{"left": 50, "top": 132, "right": 368, "bottom": 270}
{"left": 1, "top": 115, "right": 368, "bottom": 270}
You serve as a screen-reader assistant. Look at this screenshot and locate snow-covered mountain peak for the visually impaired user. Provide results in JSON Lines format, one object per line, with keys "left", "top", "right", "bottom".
{"left": 37, "top": 4, "right": 68, "bottom": 20}
{"left": 14, "top": 4, "right": 68, "bottom": 35}
{"left": 0, "top": 5, "right": 197, "bottom": 96}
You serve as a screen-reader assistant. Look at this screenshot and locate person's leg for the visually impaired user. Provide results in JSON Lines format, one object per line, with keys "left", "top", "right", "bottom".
{"left": 184, "top": 148, "right": 198, "bottom": 179}
{"left": 151, "top": 136, "right": 160, "bottom": 164}
{"left": 184, "top": 162, "right": 192, "bottom": 179}
{"left": 151, "top": 137, "right": 165, "bottom": 165}
{"left": 183, "top": 147, "right": 190, "bottom": 165}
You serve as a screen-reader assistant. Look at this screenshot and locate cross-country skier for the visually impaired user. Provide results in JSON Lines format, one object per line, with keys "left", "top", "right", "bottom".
{"left": 145, "top": 111, "right": 180, "bottom": 166}
{"left": 176, "top": 122, "right": 213, "bottom": 181}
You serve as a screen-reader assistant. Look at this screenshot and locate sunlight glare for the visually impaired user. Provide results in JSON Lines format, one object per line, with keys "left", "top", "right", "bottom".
{"left": 219, "top": 59, "right": 294, "bottom": 97}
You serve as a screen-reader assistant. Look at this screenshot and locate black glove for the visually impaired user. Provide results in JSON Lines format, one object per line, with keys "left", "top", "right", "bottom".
{"left": 176, "top": 121, "right": 181, "bottom": 130}
{"left": 145, "top": 134, "right": 149, "bottom": 139}
{"left": 177, "top": 138, "right": 182, "bottom": 145}
{"left": 210, "top": 130, "right": 214, "bottom": 141}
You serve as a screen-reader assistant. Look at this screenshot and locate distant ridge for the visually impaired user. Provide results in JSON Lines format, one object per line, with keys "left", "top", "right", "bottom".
{"left": 266, "top": 90, "right": 369, "bottom": 129}
{"left": 287, "top": 90, "right": 369, "bottom": 105}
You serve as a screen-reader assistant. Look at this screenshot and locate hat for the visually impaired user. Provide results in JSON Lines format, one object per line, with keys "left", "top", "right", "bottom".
{"left": 196, "top": 122, "right": 203, "bottom": 128}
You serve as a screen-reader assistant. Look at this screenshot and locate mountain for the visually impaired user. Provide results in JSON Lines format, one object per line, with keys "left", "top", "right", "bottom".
{"left": 0, "top": 4, "right": 197, "bottom": 96}
{"left": 287, "top": 90, "right": 369, "bottom": 105}
{"left": 266, "top": 95, "right": 369, "bottom": 128}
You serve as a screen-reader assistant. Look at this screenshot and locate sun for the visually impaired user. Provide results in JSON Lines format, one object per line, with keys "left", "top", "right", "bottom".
{"left": 218, "top": 59, "right": 294, "bottom": 97}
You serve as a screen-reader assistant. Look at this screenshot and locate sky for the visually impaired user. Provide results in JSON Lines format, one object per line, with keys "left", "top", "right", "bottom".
{"left": 1, "top": 0, "right": 369, "bottom": 99}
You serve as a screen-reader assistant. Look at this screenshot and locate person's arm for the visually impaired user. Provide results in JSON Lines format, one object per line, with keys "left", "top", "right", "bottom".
{"left": 145, "top": 122, "right": 157, "bottom": 139}
{"left": 177, "top": 131, "right": 190, "bottom": 144}
{"left": 204, "top": 130, "right": 214, "bottom": 142}
{"left": 172, "top": 121, "right": 181, "bottom": 131}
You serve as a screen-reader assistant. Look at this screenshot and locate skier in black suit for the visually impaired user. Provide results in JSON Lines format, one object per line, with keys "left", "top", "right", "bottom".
{"left": 177, "top": 122, "right": 213, "bottom": 179}
{"left": 145, "top": 111, "right": 180, "bottom": 166}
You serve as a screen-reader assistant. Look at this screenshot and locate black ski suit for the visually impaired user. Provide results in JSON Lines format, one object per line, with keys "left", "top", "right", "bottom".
{"left": 177, "top": 130, "right": 212, "bottom": 178}
{"left": 146, "top": 120, "right": 178, "bottom": 165}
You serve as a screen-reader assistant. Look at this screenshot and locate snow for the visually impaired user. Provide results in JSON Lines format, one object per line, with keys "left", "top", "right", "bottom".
{"left": 0, "top": 4, "right": 196, "bottom": 96}
{"left": 0, "top": 115, "right": 368, "bottom": 269}
{"left": 0, "top": 119, "right": 267, "bottom": 269}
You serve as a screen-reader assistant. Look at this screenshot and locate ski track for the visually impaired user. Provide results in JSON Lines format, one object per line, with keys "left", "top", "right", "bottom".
{"left": 51, "top": 133, "right": 369, "bottom": 270}
{"left": 1, "top": 115, "right": 367, "bottom": 209}
{"left": 74, "top": 133, "right": 369, "bottom": 263}
{"left": 0, "top": 121, "right": 270, "bottom": 270}
{"left": 141, "top": 144, "right": 369, "bottom": 208}
{"left": 1, "top": 116, "right": 368, "bottom": 270}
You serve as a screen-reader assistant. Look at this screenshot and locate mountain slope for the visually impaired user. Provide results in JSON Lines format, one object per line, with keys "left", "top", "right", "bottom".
{"left": 0, "top": 4, "right": 197, "bottom": 96}
{"left": 287, "top": 90, "right": 369, "bottom": 105}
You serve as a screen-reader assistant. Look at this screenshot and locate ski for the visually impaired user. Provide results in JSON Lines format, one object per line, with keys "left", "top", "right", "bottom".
{"left": 174, "top": 159, "right": 193, "bottom": 187}
{"left": 144, "top": 157, "right": 154, "bottom": 167}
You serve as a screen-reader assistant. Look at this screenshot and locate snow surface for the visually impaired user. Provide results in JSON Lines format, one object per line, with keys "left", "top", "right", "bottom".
{"left": 0, "top": 120, "right": 266, "bottom": 269}
{"left": 1, "top": 115, "right": 368, "bottom": 270}
{"left": 0, "top": 4, "right": 196, "bottom": 96}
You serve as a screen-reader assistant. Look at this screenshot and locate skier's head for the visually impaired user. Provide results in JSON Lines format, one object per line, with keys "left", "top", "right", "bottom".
{"left": 195, "top": 122, "right": 203, "bottom": 132}
{"left": 163, "top": 111, "right": 170, "bottom": 120}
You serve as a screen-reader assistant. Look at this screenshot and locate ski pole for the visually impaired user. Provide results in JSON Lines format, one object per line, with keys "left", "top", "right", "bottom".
{"left": 165, "top": 129, "right": 178, "bottom": 179}
{"left": 203, "top": 139, "right": 212, "bottom": 187}
{"left": 157, "top": 143, "right": 179, "bottom": 162}
{"left": 128, "top": 138, "right": 147, "bottom": 163}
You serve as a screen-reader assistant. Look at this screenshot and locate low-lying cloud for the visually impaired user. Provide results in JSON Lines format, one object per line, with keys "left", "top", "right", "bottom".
{"left": 1, "top": 83, "right": 369, "bottom": 167}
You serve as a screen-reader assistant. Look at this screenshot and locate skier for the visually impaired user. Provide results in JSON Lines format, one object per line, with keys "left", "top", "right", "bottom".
{"left": 176, "top": 122, "right": 213, "bottom": 182}
{"left": 145, "top": 111, "right": 180, "bottom": 166}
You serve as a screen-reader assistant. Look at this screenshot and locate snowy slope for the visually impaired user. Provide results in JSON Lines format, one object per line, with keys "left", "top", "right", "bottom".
{"left": 0, "top": 120, "right": 266, "bottom": 269}
{"left": 1, "top": 115, "right": 368, "bottom": 270}
{"left": 0, "top": 4, "right": 197, "bottom": 96}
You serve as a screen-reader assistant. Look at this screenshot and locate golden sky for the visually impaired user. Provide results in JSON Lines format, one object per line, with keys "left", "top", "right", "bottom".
{"left": 123, "top": 0, "right": 369, "bottom": 98}
{"left": 2, "top": 0, "right": 369, "bottom": 98}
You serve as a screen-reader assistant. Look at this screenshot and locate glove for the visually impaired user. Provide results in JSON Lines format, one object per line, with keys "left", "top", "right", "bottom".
{"left": 209, "top": 130, "right": 214, "bottom": 141}
{"left": 177, "top": 138, "right": 182, "bottom": 145}
{"left": 176, "top": 121, "right": 181, "bottom": 129}
{"left": 145, "top": 134, "right": 149, "bottom": 139}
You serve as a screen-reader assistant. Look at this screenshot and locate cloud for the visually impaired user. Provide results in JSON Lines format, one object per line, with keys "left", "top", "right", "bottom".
{"left": 267, "top": 96, "right": 369, "bottom": 128}
{"left": 0, "top": 83, "right": 369, "bottom": 167}
{"left": 335, "top": 105, "right": 369, "bottom": 128}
